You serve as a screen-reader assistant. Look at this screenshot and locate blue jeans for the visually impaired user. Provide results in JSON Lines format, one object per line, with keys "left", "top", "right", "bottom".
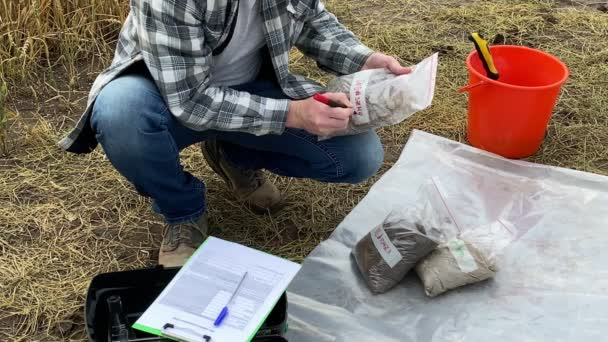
{"left": 90, "top": 70, "right": 384, "bottom": 224}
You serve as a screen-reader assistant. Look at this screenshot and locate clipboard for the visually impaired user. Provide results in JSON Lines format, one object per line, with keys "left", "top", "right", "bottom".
{"left": 131, "top": 237, "right": 301, "bottom": 342}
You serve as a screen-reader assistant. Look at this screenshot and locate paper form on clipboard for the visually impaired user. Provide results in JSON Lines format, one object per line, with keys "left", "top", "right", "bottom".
{"left": 133, "top": 237, "right": 301, "bottom": 341}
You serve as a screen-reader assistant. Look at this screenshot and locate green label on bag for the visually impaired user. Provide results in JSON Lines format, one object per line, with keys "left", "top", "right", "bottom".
{"left": 447, "top": 239, "right": 478, "bottom": 273}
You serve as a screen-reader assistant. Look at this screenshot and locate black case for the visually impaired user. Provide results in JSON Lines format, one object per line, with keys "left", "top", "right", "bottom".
{"left": 85, "top": 266, "right": 288, "bottom": 342}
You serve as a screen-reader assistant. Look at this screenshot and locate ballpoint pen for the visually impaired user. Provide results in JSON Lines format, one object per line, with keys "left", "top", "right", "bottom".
{"left": 214, "top": 271, "right": 248, "bottom": 327}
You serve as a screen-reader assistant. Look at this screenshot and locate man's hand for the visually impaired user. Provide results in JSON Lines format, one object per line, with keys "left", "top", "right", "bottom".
{"left": 362, "top": 52, "right": 411, "bottom": 75}
{"left": 286, "top": 93, "right": 353, "bottom": 136}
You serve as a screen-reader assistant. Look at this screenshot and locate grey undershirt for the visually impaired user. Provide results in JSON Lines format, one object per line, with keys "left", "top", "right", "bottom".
{"left": 210, "top": 0, "right": 266, "bottom": 87}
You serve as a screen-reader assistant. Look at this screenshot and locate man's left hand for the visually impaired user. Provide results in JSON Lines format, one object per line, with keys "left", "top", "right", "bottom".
{"left": 362, "top": 52, "right": 411, "bottom": 75}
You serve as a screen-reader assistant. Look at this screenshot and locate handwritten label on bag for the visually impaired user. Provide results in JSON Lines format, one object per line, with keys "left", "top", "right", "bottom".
{"left": 370, "top": 225, "right": 402, "bottom": 268}
{"left": 447, "top": 239, "right": 478, "bottom": 273}
{"left": 349, "top": 70, "right": 373, "bottom": 125}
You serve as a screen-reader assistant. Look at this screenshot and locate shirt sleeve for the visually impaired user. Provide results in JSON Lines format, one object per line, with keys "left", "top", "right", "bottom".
{"left": 295, "top": 1, "right": 374, "bottom": 75}
{"left": 135, "top": 0, "right": 289, "bottom": 135}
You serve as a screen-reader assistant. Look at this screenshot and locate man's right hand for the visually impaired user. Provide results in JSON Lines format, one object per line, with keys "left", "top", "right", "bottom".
{"left": 286, "top": 93, "right": 353, "bottom": 136}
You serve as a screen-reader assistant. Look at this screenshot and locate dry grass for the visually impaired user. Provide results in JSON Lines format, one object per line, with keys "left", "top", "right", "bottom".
{"left": 0, "top": 81, "right": 8, "bottom": 155}
{"left": 0, "top": 0, "right": 127, "bottom": 85}
{"left": 1, "top": 0, "right": 607, "bottom": 340}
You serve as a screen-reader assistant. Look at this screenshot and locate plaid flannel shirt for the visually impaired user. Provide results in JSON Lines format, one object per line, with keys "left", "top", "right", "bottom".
{"left": 59, "top": 0, "right": 373, "bottom": 153}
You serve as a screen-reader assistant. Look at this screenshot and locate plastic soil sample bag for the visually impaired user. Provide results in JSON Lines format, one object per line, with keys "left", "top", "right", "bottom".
{"left": 412, "top": 179, "right": 515, "bottom": 297}
{"left": 459, "top": 220, "right": 518, "bottom": 264}
{"left": 322, "top": 53, "right": 438, "bottom": 140}
{"left": 352, "top": 211, "right": 439, "bottom": 294}
{"left": 415, "top": 238, "right": 497, "bottom": 297}
{"left": 351, "top": 177, "right": 512, "bottom": 295}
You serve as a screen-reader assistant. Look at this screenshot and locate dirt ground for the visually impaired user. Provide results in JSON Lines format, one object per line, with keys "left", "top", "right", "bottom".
{"left": 1, "top": 0, "right": 607, "bottom": 341}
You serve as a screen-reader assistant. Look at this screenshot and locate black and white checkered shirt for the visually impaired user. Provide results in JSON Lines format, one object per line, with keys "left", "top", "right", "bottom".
{"left": 59, "top": 0, "right": 373, "bottom": 153}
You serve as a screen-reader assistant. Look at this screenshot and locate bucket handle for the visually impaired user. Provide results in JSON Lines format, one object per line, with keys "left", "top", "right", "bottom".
{"left": 458, "top": 81, "right": 486, "bottom": 93}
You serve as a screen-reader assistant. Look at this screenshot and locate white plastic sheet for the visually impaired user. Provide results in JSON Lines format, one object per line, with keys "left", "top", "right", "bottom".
{"left": 286, "top": 130, "right": 608, "bottom": 342}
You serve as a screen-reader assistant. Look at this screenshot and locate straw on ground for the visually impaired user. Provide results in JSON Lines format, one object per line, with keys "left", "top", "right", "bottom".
{"left": 1, "top": 0, "right": 607, "bottom": 340}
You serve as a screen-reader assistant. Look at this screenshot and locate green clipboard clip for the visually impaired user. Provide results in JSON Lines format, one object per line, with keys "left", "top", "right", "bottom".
{"left": 469, "top": 32, "right": 499, "bottom": 80}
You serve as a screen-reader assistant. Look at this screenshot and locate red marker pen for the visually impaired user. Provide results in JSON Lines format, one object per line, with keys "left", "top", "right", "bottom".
{"left": 313, "top": 93, "right": 348, "bottom": 108}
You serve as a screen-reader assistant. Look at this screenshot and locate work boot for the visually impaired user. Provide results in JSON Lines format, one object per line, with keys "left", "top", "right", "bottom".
{"left": 158, "top": 214, "right": 208, "bottom": 267}
{"left": 201, "top": 140, "right": 284, "bottom": 213}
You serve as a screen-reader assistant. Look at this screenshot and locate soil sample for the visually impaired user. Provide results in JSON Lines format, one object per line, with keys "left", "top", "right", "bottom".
{"left": 352, "top": 216, "right": 439, "bottom": 294}
{"left": 328, "top": 69, "right": 416, "bottom": 122}
{"left": 415, "top": 238, "right": 497, "bottom": 297}
{"left": 322, "top": 53, "right": 438, "bottom": 140}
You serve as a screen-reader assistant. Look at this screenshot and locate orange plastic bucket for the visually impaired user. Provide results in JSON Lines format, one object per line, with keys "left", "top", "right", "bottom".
{"left": 460, "top": 45, "right": 568, "bottom": 158}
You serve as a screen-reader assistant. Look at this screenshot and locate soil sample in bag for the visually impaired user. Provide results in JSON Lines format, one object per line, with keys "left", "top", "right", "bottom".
{"left": 321, "top": 53, "right": 438, "bottom": 140}
{"left": 352, "top": 215, "right": 439, "bottom": 294}
{"left": 415, "top": 238, "right": 497, "bottom": 297}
